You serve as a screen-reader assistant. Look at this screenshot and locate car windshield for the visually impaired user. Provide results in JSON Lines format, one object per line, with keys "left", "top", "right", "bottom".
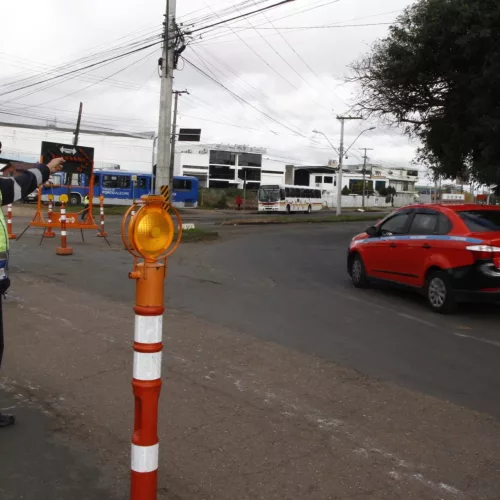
{"left": 458, "top": 210, "right": 500, "bottom": 232}
{"left": 258, "top": 188, "right": 279, "bottom": 202}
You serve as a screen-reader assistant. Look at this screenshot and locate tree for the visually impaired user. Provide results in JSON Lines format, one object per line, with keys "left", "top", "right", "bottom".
{"left": 349, "top": 0, "right": 500, "bottom": 185}
{"left": 341, "top": 186, "right": 351, "bottom": 195}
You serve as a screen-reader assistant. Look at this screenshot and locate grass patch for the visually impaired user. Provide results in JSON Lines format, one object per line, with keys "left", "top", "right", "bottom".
{"left": 178, "top": 228, "right": 219, "bottom": 243}
{"left": 222, "top": 214, "right": 387, "bottom": 226}
{"left": 66, "top": 205, "right": 129, "bottom": 216}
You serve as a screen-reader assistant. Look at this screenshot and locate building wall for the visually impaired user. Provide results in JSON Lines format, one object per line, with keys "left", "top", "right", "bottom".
{"left": 174, "top": 144, "right": 288, "bottom": 190}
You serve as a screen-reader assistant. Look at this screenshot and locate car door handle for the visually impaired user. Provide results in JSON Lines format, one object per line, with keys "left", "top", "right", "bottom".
{"left": 422, "top": 243, "right": 432, "bottom": 249}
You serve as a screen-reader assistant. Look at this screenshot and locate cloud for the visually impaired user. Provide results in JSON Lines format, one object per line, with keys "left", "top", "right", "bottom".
{"left": 1, "top": 0, "right": 418, "bottom": 169}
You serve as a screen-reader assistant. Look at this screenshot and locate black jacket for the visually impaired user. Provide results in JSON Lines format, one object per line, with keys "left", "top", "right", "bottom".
{"left": 0, "top": 164, "right": 50, "bottom": 206}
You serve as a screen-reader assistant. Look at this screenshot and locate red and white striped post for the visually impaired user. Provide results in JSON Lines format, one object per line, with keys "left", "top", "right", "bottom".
{"left": 56, "top": 199, "right": 73, "bottom": 256}
{"left": 7, "top": 204, "right": 16, "bottom": 240}
{"left": 44, "top": 196, "right": 56, "bottom": 238}
{"left": 97, "top": 195, "right": 108, "bottom": 237}
{"left": 123, "top": 195, "right": 180, "bottom": 500}
{"left": 129, "top": 261, "right": 165, "bottom": 499}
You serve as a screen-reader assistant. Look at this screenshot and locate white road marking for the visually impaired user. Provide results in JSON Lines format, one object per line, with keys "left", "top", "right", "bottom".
{"left": 453, "top": 332, "right": 500, "bottom": 348}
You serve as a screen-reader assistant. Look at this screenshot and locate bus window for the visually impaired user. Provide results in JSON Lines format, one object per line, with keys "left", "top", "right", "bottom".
{"left": 315, "top": 190, "right": 321, "bottom": 198}
{"left": 300, "top": 188, "right": 305, "bottom": 198}
{"left": 138, "top": 177, "right": 148, "bottom": 189}
{"left": 285, "top": 187, "right": 290, "bottom": 197}
{"left": 103, "top": 175, "right": 130, "bottom": 189}
{"left": 173, "top": 178, "right": 192, "bottom": 191}
{"left": 280, "top": 189, "right": 286, "bottom": 201}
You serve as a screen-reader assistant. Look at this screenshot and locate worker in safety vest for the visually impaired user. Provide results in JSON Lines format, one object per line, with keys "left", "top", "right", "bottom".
{"left": 81, "top": 194, "right": 90, "bottom": 221}
{"left": 0, "top": 151, "right": 65, "bottom": 428}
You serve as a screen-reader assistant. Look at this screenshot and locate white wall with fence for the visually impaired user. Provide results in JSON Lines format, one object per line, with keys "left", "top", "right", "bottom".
{"left": 321, "top": 193, "right": 416, "bottom": 209}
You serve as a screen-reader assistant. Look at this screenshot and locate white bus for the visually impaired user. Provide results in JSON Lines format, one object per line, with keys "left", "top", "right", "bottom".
{"left": 258, "top": 184, "right": 323, "bottom": 214}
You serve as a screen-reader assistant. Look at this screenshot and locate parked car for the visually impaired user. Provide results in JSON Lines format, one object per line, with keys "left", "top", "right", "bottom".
{"left": 347, "top": 204, "right": 500, "bottom": 313}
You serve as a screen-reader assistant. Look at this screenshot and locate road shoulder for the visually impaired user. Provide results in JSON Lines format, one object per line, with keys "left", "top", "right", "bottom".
{"left": 1, "top": 273, "right": 499, "bottom": 499}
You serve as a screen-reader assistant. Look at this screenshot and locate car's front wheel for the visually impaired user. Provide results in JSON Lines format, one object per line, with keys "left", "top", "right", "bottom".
{"left": 425, "top": 270, "right": 456, "bottom": 314}
{"left": 350, "top": 254, "right": 368, "bottom": 288}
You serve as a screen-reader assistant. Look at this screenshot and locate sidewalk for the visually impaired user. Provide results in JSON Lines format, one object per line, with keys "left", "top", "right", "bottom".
{"left": 0, "top": 390, "right": 117, "bottom": 500}
{"left": 1, "top": 272, "right": 500, "bottom": 499}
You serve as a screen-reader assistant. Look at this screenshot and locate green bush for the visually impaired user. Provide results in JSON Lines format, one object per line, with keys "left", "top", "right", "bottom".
{"left": 341, "top": 186, "right": 351, "bottom": 195}
{"left": 215, "top": 193, "right": 229, "bottom": 209}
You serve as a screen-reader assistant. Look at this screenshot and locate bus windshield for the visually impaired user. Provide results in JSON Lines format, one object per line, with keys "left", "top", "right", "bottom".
{"left": 258, "top": 187, "right": 280, "bottom": 202}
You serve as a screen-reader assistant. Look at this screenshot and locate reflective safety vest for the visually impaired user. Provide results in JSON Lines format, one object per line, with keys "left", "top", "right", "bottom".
{"left": 84, "top": 196, "right": 90, "bottom": 205}
{"left": 0, "top": 193, "right": 9, "bottom": 280}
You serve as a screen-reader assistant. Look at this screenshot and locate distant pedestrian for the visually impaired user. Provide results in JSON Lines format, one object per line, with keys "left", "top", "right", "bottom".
{"left": 81, "top": 194, "right": 90, "bottom": 221}
{"left": 235, "top": 195, "right": 242, "bottom": 210}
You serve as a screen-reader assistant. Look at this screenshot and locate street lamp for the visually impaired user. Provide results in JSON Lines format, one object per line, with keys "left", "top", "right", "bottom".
{"left": 313, "top": 126, "right": 375, "bottom": 215}
{"left": 338, "top": 126, "right": 375, "bottom": 216}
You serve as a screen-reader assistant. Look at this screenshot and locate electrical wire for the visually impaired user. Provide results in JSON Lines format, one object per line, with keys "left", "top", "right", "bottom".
{"left": 187, "top": 0, "right": 295, "bottom": 34}
{"left": 182, "top": 56, "right": 311, "bottom": 139}
{"left": 0, "top": 37, "right": 163, "bottom": 100}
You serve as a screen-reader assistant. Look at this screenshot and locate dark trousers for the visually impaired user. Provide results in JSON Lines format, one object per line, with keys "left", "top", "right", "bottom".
{"left": 0, "top": 296, "right": 4, "bottom": 369}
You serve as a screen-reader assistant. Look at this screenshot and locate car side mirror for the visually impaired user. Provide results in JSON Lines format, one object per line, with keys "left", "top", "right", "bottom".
{"left": 365, "top": 226, "right": 379, "bottom": 237}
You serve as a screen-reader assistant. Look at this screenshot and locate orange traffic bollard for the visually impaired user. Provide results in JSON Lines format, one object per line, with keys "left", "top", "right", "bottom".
{"left": 96, "top": 195, "right": 108, "bottom": 237}
{"left": 123, "top": 196, "right": 181, "bottom": 500}
{"left": 56, "top": 196, "right": 73, "bottom": 256}
{"left": 7, "top": 204, "right": 16, "bottom": 240}
{"left": 44, "top": 195, "right": 56, "bottom": 238}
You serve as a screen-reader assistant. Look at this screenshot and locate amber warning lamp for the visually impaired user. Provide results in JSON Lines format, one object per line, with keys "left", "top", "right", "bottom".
{"left": 122, "top": 194, "right": 182, "bottom": 262}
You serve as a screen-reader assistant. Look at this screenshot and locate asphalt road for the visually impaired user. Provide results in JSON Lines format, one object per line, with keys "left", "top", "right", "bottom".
{"left": 10, "top": 217, "right": 500, "bottom": 419}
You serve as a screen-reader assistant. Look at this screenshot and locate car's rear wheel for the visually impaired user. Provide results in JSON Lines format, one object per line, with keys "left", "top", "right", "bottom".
{"left": 425, "top": 270, "right": 456, "bottom": 314}
{"left": 351, "top": 254, "right": 368, "bottom": 288}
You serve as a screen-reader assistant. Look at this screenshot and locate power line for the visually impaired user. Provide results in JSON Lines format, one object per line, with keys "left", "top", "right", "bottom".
{"left": 0, "top": 37, "right": 163, "bottom": 100}
{"left": 187, "top": 0, "right": 295, "bottom": 34}
{"left": 182, "top": 56, "right": 311, "bottom": 139}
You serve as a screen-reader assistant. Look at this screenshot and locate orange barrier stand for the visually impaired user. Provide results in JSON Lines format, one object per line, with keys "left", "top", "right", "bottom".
{"left": 96, "top": 195, "right": 108, "bottom": 237}
{"left": 7, "top": 204, "right": 16, "bottom": 240}
{"left": 56, "top": 198, "right": 73, "bottom": 256}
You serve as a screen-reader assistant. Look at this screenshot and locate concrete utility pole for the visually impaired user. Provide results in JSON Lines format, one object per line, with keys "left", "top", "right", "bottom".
{"left": 73, "top": 102, "right": 83, "bottom": 146}
{"left": 156, "top": 0, "right": 177, "bottom": 195}
{"left": 359, "top": 147, "right": 373, "bottom": 210}
{"left": 169, "top": 90, "right": 189, "bottom": 189}
{"left": 336, "top": 116, "right": 362, "bottom": 216}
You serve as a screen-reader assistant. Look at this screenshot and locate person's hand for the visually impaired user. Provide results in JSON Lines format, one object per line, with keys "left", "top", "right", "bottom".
{"left": 47, "top": 157, "right": 65, "bottom": 174}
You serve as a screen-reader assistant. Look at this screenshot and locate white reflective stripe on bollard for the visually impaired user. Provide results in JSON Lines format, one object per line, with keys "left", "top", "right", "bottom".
{"left": 7, "top": 220, "right": 12, "bottom": 224}
{"left": 61, "top": 209, "right": 66, "bottom": 215}
{"left": 131, "top": 443, "right": 159, "bottom": 473}
{"left": 61, "top": 231, "right": 67, "bottom": 236}
{"left": 134, "top": 315, "right": 162, "bottom": 344}
{"left": 133, "top": 351, "right": 162, "bottom": 381}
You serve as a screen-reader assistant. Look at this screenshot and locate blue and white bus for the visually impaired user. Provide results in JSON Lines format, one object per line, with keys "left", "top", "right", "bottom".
{"left": 41, "top": 170, "right": 199, "bottom": 208}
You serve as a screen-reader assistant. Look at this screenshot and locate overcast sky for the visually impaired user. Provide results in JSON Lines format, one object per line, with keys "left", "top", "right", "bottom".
{"left": 1, "top": 0, "right": 423, "bottom": 174}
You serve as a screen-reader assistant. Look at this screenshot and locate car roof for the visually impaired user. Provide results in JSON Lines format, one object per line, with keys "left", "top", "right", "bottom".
{"left": 404, "top": 203, "right": 500, "bottom": 212}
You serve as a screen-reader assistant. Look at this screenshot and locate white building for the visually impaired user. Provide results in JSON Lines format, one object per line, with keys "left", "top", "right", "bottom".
{"left": 174, "top": 143, "right": 286, "bottom": 189}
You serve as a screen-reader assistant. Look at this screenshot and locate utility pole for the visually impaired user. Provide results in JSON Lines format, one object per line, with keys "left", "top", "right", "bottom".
{"left": 73, "top": 102, "right": 83, "bottom": 146}
{"left": 169, "top": 90, "right": 189, "bottom": 190}
{"left": 359, "top": 147, "right": 373, "bottom": 210}
{"left": 156, "top": 0, "right": 177, "bottom": 195}
{"left": 336, "top": 116, "right": 362, "bottom": 216}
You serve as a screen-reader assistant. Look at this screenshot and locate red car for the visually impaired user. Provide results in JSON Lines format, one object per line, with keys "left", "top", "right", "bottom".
{"left": 347, "top": 204, "right": 500, "bottom": 313}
